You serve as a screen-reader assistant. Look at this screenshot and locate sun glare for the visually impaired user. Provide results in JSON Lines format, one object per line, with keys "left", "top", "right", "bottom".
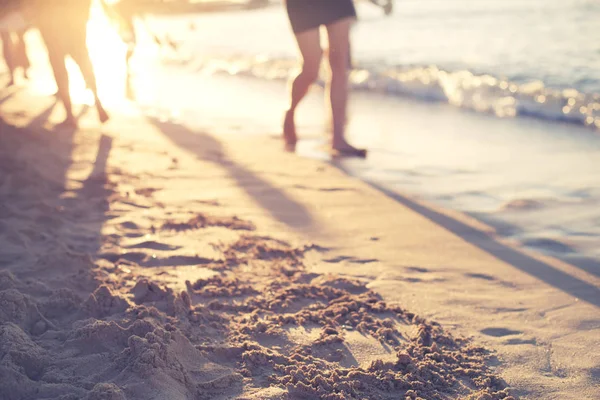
{"left": 67, "top": 1, "right": 128, "bottom": 106}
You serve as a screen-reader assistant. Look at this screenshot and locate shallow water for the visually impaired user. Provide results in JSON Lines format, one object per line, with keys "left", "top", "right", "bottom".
{"left": 148, "top": 0, "right": 600, "bottom": 129}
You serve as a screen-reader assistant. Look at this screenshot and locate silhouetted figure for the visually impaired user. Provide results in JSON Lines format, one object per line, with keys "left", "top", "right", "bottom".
{"left": 283, "top": 0, "right": 366, "bottom": 157}
{"left": 0, "top": 2, "right": 30, "bottom": 86}
{"left": 1, "top": 30, "right": 30, "bottom": 85}
{"left": 27, "top": 0, "right": 109, "bottom": 128}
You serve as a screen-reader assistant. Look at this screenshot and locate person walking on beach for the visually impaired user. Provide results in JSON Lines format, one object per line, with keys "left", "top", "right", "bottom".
{"left": 283, "top": 0, "right": 366, "bottom": 157}
{"left": 0, "top": 1, "right": 31, "bottom": 86}
{"left": 25, "top": 0, "right": 109, "bottom": 128}
{"left": 1, "top": 29, "right": 30, "bottom": 86}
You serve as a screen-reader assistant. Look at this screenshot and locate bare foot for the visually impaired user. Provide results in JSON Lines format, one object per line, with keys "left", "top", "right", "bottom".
{"left": 97, "top": 107, "right": 110, "bottom": 124}
{"left": 331, "top": 141, "right": 367, "bottom": 158}
{"left": 283, "top": 109, "right": 297, "bottom": 152}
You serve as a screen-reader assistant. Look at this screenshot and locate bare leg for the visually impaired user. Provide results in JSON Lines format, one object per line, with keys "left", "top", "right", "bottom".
{"left": 1, "top": 32, "right": 16, "bottom": 86}
{"left": 14, "top": 31, "right": 30, "bottom": 79}
{"left": 123, "top": 15, "right": 136, "bottom": 74}
{"left": 45, "top": 43, "right": 77, "bottom": 127}
{"left": 284, "top": 28, "right": 322, "bottom": 151}
{"left": 70, "top": 35, "right": 109, "bottom": 123}
{"left": 325, "top": 18, "right": 365, "bottom": 156}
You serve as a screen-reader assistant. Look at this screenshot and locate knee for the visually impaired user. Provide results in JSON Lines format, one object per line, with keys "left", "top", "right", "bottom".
{"left": 300, "top": 56, "right": 322, "bottom": 83}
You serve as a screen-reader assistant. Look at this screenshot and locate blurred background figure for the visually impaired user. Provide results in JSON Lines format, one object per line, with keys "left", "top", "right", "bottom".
{"left": 0, "top": 1, "right": 31, "bottom": 86}
{"left": 24, "top": 0, "right": 109, "bottom": 128}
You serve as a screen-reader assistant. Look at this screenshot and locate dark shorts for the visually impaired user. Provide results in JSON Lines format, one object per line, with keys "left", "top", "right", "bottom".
{"left": 285, "top": 0, "right": 357, "bottom": 34}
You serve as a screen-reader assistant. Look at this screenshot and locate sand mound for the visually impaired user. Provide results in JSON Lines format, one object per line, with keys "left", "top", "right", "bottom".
{"left": 82, "top": 285, "right": 130, "bottom": 318}
{"left": 161, "top": 213, "right": 255, "bottom": 232}
{"left": 0, "top": 323, "right": 48, "bottom": 380}
{"left": 85, "top": 383, "right": 127, "bottom": 400}
{"left": 0, "top": 289, "right": 53, "bottom": 335}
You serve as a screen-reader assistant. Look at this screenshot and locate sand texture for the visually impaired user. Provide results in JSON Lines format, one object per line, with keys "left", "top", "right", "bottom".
{"left": 0, "top": 77, "right": 598, "bottom": 400}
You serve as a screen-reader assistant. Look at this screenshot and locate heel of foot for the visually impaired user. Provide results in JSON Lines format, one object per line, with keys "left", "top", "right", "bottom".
{"left": 98, "top": 110, "right": 110, "bottom": 124}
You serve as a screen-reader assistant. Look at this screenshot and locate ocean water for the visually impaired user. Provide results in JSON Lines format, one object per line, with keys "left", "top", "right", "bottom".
{"left": 131, "top": 0, "right": 600, "bottom": 271}
{"left": 148, "top": 0, "right": 600, "bottom": 129}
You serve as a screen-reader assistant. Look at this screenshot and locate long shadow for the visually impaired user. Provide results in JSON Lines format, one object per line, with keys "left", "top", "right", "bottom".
{"left": 148, "top": 117, "right": 314, "bottom": 230}
{"left": 333, "top": 169, "right": 600, "bottom": 308}
{"left": 22, "top": 98, "right": 88, "bottom": 131}
{"left": 1, "top": 98, "right": 113, "bottom": 295}
{"left": 77, "top": 134, "right": 113, "bottom": 202}
{"left": 0, "top": 88, "right": 18, "bottom": 106}
{"left": 0, "top": 100, "right": 119, "bottom": 398}
{"left": 473, "top": 213, "right": 600, "bottom": 280}
{"left": 25, "top": 99, "right": 58, "bottom": 127}
{"left": 564, "top": 256, "right": 600, "bottom": 280}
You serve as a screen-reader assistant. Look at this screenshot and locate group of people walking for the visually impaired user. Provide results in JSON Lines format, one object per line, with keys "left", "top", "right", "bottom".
{"left": 0, "top": 0, "right": 393, "bottom": 156}
{"left": 1, "top": 0, "right": 111, "bottom": 128}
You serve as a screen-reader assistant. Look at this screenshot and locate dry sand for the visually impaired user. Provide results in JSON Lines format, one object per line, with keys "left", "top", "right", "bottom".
{"left": 0, "top": 77, "right": 598, "bottom": 400}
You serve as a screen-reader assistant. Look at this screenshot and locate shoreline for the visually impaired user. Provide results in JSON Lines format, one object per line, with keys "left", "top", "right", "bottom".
{"left": 1, "top": 73, "right": 599, "bottom": 399}
{"left": 127, "top": 65, "right": 600, "bottom": 274}
{"left": 140, "top": 4, "right": 600, "bottom": 132}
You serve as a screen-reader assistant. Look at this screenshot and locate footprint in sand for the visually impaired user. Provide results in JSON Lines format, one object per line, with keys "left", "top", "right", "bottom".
{"left": 141, "top": 254, "right": 214, "bottom": 267}
{"left": 317, "top": 187, "right": 356, "bottom": 192}
{"left": 480, "top": 327, "right": 523, "bottom": 337}
{"left": 504, "top": 337, "right": 537, "bottom": 345}
{"left": 118, "top": 252, "right": 147, "bottom": 263}
{"left": 124, "top": 240, "right": 181, "bottom": 251}
{"left": 464, "top": 272, "right": 516, "bottom": 288}
{"left": 134, "top": 188, "right": 160, "bottom": 198}
{"left": 99, "top": 252, "right": 215, "bottom": 267}
{"left": 292, "top": 184, "right": 356, "bottom": 193}
{"left": 324, "top": 256, "right": 378, "bottom": 264}
{"left": 123, "top": 232, "right": 146, "bottom": 238}
{"left": 118, "top": 199, "right": 152, "bottom": 209}
{"left": 192, "top": 199, "right": 221, "bottom": 207}
{"left": 494, "top": 307, "right": 528, "bottom": 313}
{"left": 119, "top": 221, "right": 139, "bottom": 230}
{"left": 465, "top": 272, "right": 496, "bottom": 281}
{"left": 405, "top": 266, "right": 430, "bottom": 273}
{"left": 401, "top": 277, "right": 424, "bottom": 283}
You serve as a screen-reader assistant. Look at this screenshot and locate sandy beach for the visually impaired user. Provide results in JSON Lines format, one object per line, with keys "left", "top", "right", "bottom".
{"left": 0, "top": 88, "right": 510, "bottom": 399}
{"left": 1, "top": 11, "right": 599, "bottom": 398}
{"left": 1, "top": 75, "right": 598, "bottom": 399}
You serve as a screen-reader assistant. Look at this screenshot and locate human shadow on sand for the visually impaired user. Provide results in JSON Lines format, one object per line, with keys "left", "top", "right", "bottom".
{"left": 332, "top": 169, "right": 600, "bottom": 308}
{"left": 147, "top": 117, "right": 314, "bottom": 231}
{"left": 0, "top": 96, "right": 114, "bottom": 297}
